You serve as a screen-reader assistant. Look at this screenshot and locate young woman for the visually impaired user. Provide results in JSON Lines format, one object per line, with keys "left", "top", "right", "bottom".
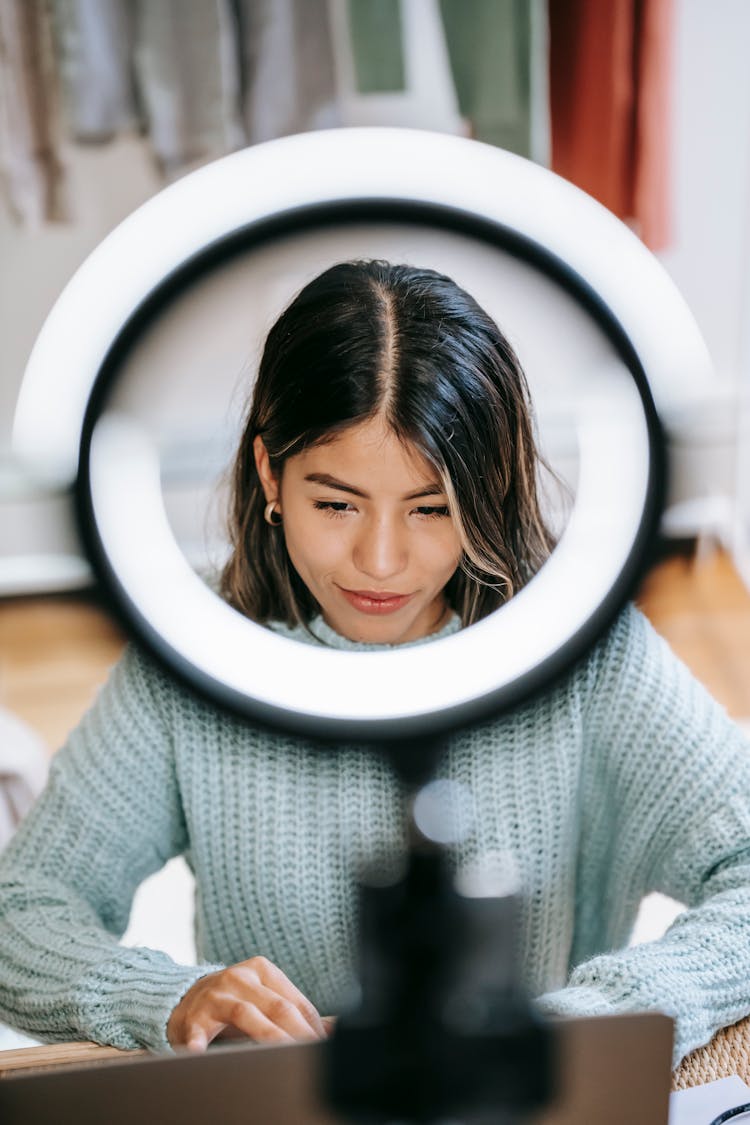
{"left": 1, "top": 261, "right": 749, "bottom": 1067}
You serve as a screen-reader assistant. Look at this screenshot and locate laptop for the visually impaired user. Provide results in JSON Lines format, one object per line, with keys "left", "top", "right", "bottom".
{"left": 0, "top": 1011, "right": 673, "bottom": 1124}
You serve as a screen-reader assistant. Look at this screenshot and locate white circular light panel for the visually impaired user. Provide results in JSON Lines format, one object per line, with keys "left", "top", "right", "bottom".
{"left": 12, "top": 129, "right": 692, "bottom": 737}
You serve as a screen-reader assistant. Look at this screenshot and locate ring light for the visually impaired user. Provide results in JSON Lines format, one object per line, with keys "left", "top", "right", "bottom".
{"left": 12, "top": 128, "right": 701, "bottom": 741}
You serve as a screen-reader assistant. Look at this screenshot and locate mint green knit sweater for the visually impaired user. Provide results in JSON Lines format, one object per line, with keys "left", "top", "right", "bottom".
{"left": 1, "top": 603, "right": 750, "bottom": 1066}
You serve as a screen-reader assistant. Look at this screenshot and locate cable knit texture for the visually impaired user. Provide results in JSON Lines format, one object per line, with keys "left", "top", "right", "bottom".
{"left": 1, "top": 604, "right": 750, "bottom": 1065}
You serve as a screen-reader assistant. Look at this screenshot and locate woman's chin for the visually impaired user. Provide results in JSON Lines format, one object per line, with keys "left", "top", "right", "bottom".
{"left": 323, "top": 605, "right": 420, "bottom": 646}
{"left": 320, "top": 587, "right": 451, "bottom": 646}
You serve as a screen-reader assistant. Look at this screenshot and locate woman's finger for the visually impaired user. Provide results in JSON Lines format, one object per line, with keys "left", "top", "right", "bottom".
{"left": 252, "top": 957, "right": 327, "bottom": 1038}
{"left": 252, "top": 984, "right": 324, "bottom": 1041}
{"left": 185, "top": 1027, "right": 208, "bottom": 1053}
{"left": 206, "top": 992, "right": 296, "bottom": 1044}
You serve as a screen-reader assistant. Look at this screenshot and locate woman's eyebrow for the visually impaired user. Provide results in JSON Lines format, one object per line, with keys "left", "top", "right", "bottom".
{"left": 303, "top": 472, "right": 445, "bottom": 501}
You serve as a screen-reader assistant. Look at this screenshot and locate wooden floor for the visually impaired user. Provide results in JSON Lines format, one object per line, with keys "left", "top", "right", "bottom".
{"left": 638, "top": 547, "right": 750, "bottom": 718}
{"left": 1, "top": 545, "right": 749, "bottom": 754}
{"left": 0, "top": 595, "right": 125, "bottom": 754}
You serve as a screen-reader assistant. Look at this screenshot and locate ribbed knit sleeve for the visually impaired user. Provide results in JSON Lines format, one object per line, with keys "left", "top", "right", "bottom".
{"left": 0, "top": 645, "right": 222, "bottom": 1051}
{"left": 537, "top": 605, "right": 750, "bottom": 1065}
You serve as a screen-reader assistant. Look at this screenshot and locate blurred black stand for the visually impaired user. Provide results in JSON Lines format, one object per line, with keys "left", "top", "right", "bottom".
{"left": 325, "top": 738, "right": 556, "bottom": 1124}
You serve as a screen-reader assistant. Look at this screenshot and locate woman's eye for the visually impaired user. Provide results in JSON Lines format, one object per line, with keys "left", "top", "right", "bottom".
{"left": 313, "top": 500, "right": 353, "bottom": 517}
{"left": 312, "top": 501, "right": 449, "bottom": 520}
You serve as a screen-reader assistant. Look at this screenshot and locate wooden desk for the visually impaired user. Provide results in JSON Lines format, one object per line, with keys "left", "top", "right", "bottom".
{"left": 1, "top": 1015, "right": 749, "bottom": 1089}
{"left": 0, "top": 1040, "right": 145, "bottom": 1078}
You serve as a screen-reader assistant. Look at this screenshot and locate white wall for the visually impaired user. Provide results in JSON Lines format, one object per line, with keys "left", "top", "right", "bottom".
{"left": 655, "top": 0, "right": 750, "bottom": 543}
{"left": 659, "top": 0, "right": 750, "bottom": 390}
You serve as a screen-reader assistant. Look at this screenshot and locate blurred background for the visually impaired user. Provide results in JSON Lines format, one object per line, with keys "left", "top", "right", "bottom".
{"left": 2, "top": 0, "right": 750, "bottom": 594}
{"left": 1, "top": 0, "right": 749, "bottom": 1031}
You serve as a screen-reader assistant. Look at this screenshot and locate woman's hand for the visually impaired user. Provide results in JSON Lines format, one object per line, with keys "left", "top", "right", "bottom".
{"left": 167, "top": 956, "right": 328, "bottom": 1052}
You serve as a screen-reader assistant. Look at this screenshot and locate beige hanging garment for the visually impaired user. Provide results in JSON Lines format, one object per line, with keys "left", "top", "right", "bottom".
{"left": 0, "top": 0, "right": 67, "bottom": 225}
{"left": 54, "top": 0, "right": 137, "bottom": 141}
{"left": 235, "top": 0, "right": 340, "bottom": 144}
{"left": 133, "top": 0, "right": 245, "bottom": 177}
{"left": 56, "top": 0, "right": 244, "bottom": 178}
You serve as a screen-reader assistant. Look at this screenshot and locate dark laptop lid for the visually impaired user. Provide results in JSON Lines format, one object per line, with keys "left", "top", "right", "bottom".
{"left": 0, "top": 1012, "right": 673, "bottom": 1125}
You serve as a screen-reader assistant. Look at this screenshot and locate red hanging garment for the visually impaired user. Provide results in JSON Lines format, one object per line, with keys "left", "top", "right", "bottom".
{"left": 549, "top": 0, "right": 673, "bottom": 250}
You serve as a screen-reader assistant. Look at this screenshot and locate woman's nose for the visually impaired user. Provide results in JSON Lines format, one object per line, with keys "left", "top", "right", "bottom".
{"left": 353, "top": 517, "right": 407, "bottom": 581}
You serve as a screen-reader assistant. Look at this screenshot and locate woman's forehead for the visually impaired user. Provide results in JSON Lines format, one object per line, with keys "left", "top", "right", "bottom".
{"left": 287, "top": 418, "right": 443, "bottom": 496}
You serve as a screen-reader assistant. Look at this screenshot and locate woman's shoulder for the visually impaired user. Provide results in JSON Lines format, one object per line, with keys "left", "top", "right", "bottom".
{"left": 583, "top": 599, "right": 673, "bottom": 686}
{"left": 106, "top": 640, "right": 183, "bottom": 701}
{"left": 81, "top": 639, "right": 210, "bottom": 743}
{"left": 575, "top": 597, "right": 739, "bottom": 745}
{"left": 516, "top": 601, "right": 671, "bottom": 728}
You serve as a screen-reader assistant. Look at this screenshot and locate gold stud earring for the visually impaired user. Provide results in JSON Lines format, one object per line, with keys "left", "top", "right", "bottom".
{"left": 264, "top": 500, "right": 282, "bottom": 526}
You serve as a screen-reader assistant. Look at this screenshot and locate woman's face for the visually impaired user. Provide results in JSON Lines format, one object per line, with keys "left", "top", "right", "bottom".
{"left": 254, "top": 417, "right": 463, "bottom": 644}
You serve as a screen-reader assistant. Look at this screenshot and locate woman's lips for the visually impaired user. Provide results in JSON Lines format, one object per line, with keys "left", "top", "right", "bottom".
{"left": 338, "top": 587, "right": 414, "bottom": 615}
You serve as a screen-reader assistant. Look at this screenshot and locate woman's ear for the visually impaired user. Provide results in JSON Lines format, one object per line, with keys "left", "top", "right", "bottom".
{"left": 253, "top": 435, "right": 279, "bottom": 503}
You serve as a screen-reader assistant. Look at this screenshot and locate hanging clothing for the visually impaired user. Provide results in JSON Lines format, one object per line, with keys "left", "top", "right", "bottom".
{"left": 548, "top": 0, "right": 673, "bottom": 250}
{"left": 55, "top": 0, "right": 244, "bottom": 177}
{"left": 54, "top": 0, "right": 137, "bottom": 142}
{"left": 133, "top": 0, "right": 245, "bottom": 177}
{"left": 346, "top": 0, "right": 549, "bottom": 162}
{"left": 51, "top": 0, "right": 338, "bottom": 187}
{"left": 233, "top": 0, "right": 339, "bottom": 144}
{"left": 347, "top": 0, "right": 406, "bottom": 94}
{"left": 438, "top": 0, "right": 549, "bottom": 162}
{"left": 0, "top": 0, "right": 67, "bottom": 225}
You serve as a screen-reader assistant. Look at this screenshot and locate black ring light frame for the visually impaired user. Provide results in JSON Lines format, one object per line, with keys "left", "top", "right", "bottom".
{"left": 75, "top": 198, "right": 667, "bottom": 747}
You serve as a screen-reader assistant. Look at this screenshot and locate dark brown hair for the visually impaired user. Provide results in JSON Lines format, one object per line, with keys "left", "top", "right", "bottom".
{"left": 221, "top": 260, "right": 556, "bottom": 628}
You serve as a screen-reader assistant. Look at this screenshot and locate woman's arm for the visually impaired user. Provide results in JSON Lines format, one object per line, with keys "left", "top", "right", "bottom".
{"left": 536, "top": 605, "right": 750, "bottom": 1066}
{"left": 0, "top": 645, "right": 222, "bottom": 1051}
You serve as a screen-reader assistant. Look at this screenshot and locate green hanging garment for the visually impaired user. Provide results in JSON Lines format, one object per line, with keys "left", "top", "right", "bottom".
{"left": 347, "top": 0, "right": 549, "bottom": 162}
{"left": 438, "top": 0, "right": 548, "bottom": 160}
